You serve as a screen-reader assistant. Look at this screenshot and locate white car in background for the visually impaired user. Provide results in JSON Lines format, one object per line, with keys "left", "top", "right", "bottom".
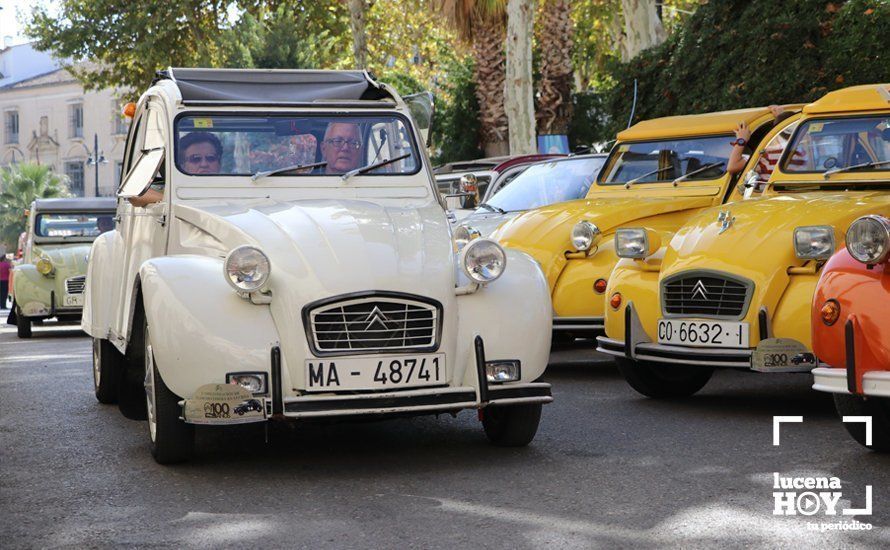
{"left": 83, "top": 68, "right": 553, "bottom": 464}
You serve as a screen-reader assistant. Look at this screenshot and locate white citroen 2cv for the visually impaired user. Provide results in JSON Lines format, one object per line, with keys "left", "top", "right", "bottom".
{"left": 83, "top": 69, "right": 553, "bottom": 463}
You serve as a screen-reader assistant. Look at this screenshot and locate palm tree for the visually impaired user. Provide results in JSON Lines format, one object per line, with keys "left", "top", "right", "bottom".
{"left": 535, "top": 0, "right": 573, "bottom": 136}
{"left": 0, "top": 163, "right": 71, "bottom": 249}
{"left": 434, "top": 0, "right": 510, "bottom": 157}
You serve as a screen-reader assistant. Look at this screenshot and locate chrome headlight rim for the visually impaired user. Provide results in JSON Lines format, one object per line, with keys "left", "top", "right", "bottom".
{"left": 223, "top": 245, "right": 271, "bottom": 293}
{"left": 571, "top": 220, "right": 601, "bottom": 252}
{"left": 614, "top": 228, "right": 649, "bottom": 259}
{"left": 845, "top": 215, "right": 890, "bottom": 265}
{"left": 35, "top": 257, "right": 55, "bottom": 276}
{"left": 460, "top": 238, "right": 507, "bottom": 284}
{"left": 453, "top": 224, "right": 482, "bottom": 252}
{"left": 793, "top": 225, "right": 836, "bottom": 260}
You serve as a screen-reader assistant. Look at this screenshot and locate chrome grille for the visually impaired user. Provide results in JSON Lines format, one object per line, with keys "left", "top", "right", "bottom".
{"left": 307, "top": 296, "right": 440, "bottom": 354}
{"left": 65, "top": 275, "right": 86, "bottom": 295}
{"left": 662, "top": 273, "right": 751, "bottom": 318}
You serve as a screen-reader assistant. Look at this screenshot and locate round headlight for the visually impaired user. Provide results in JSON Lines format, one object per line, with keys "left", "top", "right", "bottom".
{"left": 461, "top": 238, "right": 506, "bottom": 284}
{"left": 571, "top": 221, "right": 601, "bottom": 252}
{"left": 36, "top": 258, "right": 54, "bottom": 276}
{"left": 845, "top": 215, "right": 890, "bottom": 265}
{"left": 224, "top": 245, "right": 271, "bottom": 292}
{"left": 453, "top": 225, "right": 481, "bottom": 251}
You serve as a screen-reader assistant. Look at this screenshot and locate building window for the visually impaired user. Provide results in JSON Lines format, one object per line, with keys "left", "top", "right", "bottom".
{"left": 113, "top": 100, "right": 130, "bottom": 135}
{"left": 65, "top": 161, "right": 85, "bottom": 196}
{"left": 4, "top": 111, "right": 18, "bottom": 144}
{"left": 69, "top": 103, "right": 84, "bottom": 138}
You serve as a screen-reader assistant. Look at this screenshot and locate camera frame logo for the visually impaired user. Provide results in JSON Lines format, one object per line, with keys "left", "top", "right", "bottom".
{"left": 772, "top": 416, "right": 873, "bottom": 531}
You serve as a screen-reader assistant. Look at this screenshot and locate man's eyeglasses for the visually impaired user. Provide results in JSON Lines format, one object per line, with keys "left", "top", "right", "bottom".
{"left": 323, "top": 138, "right": 362, "bottom": 150}
{"left": 185, "top": 154, "right": 220, "bottom": 164}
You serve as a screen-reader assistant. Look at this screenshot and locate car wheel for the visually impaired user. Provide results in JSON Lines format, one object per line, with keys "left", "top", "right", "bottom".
{"left": 16, "top": 307, "right": 31, "bottom": 338}
{"left": 482, "top": 403, "right": 542, "bottom": 447}
{"left": 92, "top": 338, "right": 122, "bottom": 404}
{"left": 144, "top": 319, "right": 194, "bottom": 464}
{"left": 832, "top": 394, "right": 890, "bottom": 452}
{"left": 615, "top": 357, "right": 713, "bottom": 398}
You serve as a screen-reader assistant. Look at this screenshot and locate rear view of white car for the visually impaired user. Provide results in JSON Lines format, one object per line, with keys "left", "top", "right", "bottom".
{"left": 82, "top": 68, "right": 553, "bottom": 463}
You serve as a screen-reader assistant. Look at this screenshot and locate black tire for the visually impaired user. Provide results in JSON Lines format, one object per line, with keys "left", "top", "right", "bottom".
{"left": 118, "top": 307, "right": 148, "bottom": 420}
{"left": 551, "top": 332, "right": 575, "bottom": 347}
{"left": 92, "top": 338, "right": 122, "bottom": 404}
{"left": 616, "top": 357, "right": 713, "bottom": 398}
{"left": 482, "top": 403, "right": 542, "bottom": 447}
{"left": 16, "top": 307, "right": 31, "bottom": 338}
{"left": 144, "top": 320, "right": 194, "bottom": 464}
{"left": 833, "top": 394, "right": 890, "bottom": 452}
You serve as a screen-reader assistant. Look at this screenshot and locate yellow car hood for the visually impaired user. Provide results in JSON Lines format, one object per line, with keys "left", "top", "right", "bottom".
{"left": 665, "top": 191, "right": 890, "bottom": 282}
{"left": 492, "top": 195, "right": 714, "bottom": 289}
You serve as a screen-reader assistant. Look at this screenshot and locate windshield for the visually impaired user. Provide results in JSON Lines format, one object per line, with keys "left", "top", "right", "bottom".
{"left": 35, "top": 212, "right": 115, "bottom": 238}
{"left": 600, "top": 136, "right": 733, "bottom": 185}
{"left": 174, "top": 114, "right": 420, "bottom": 176}
{"left": 783, "top": 116, "right": 890, "bottom": 173}
{"left": 485, "top": 157, "right": 606, "bottom": 212}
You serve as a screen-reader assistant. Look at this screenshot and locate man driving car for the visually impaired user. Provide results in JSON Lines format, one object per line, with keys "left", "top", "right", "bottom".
{"left": 320, "top": 123, "right": 363, "bottom": 174}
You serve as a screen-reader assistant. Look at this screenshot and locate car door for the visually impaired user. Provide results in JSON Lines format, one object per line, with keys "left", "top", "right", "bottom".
{"left": 114, "top": 99, "right": 170, "bottom": 343}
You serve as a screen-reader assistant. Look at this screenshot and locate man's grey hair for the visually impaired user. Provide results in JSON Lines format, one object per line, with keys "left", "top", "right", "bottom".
{"left": 323, "top": 122, "right": 361, "bottom": 142}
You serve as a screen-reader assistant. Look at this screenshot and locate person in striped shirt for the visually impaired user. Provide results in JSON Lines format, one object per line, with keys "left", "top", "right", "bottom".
{"left": 726, "top": 105, "right": 801, "bottom": 191}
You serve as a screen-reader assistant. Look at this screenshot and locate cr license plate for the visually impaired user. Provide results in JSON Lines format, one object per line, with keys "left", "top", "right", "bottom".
{"left": 657, "top": 319, "right": 749, "bottom": 348}
{"left": 63, "top": 294, "right": 84, "bottom": 307}
{"left": 305, "top": 354, "right": 445, "bottom": 391}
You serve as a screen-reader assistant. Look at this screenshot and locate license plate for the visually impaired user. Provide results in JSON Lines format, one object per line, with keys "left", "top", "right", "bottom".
{"left": 657, "top": 319, "right": 749, "bottom": 348}
{"left": 305, "top": 354, "right": 445, "bottom": 391}
{"left": 63, "top": 294, "right": 84, "bottom": 307}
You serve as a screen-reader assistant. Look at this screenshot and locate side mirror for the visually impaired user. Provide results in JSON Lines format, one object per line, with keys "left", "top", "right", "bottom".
{"left": 404, "top": 92, "right": 434, "bottom": 146}
{"left": 118, "top": 148, "right": 164, "bottom": 198}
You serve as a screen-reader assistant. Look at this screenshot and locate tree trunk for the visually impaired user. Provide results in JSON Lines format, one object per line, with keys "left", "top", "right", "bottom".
{"left": 620, "top": 0, "right": 665, "bottom": 61}
{"left": 347, "top": 0, "right": 369, "bottom": 69}
{"left": 535, "top": 0, "right": 574, "bottom": 135}
{"left": 471, "top": 13, "right": 509, "bottom": 157}
{"left": 504, "top": 0, "right": 537, "bottom": 155}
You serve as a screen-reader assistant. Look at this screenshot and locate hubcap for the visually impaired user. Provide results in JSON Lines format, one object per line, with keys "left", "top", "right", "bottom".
{"left": 144, "top": 324, "right": 157, "bottom": 443}
{"left": 92, "top": 339, "right": 101, "bottom": 390}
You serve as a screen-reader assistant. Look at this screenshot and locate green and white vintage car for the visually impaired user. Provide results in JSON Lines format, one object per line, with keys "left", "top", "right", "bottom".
{"left": 10, "top": 198, "right": 117, "bottom": 338}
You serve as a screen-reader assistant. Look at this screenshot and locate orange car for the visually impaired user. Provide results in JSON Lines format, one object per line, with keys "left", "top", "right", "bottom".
{"left": 811, "top": 215, "right": 890, "bottom": 451}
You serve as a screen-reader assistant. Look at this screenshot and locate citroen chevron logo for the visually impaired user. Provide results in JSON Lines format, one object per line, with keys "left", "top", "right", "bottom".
{"left": 691, "top": 280, "right": 709, "bottom": 301}
{"left": 362, "top": 306, "right": 393, "bottom": 331}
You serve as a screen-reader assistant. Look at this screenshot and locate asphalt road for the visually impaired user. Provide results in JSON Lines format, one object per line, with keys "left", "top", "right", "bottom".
{"left": 1, "top": 313, "right": 888, "bottom": 549}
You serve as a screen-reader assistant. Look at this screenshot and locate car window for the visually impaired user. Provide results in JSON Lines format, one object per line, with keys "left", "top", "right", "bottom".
{"left": 600, "top": 136, "right": 733, "bottom": 185}
{"left": 34, "top": 212, "right": 114, "bottom": 239}
{"left": 783, "top": 116, "right": 890, "bottom": 172}
{"left": 174, "top": 114, "right": 420, "bottom": 176}
{"left": 485, "top": 157, "right": 606, "bottom": 212}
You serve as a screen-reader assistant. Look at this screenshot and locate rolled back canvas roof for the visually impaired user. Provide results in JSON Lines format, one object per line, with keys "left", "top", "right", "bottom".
{"left": 157, "top": 68, "right": 394, "bottom": 104}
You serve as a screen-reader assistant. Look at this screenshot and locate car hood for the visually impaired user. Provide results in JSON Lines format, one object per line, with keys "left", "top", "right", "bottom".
{"left": 31, "top": 243, "right": 92, "bottom": 275}
{"left": 490, "top": 195, "right": 713, "bottom": 288}
{"left": 460, "top": 210, "right": 521, "bottom": 238}
{"left": 663, "top": 191, "right": 890, "bottom": 309}
{"left": 173, "top": 199, "right": 456, "bottom": 305}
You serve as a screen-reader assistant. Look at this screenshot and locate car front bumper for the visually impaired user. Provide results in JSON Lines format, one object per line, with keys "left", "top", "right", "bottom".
{"left": 812, "top": 367, "right": 890, "bottom": 398}
{"left": 553, "top": 316, "right": 603, "bottom": 334}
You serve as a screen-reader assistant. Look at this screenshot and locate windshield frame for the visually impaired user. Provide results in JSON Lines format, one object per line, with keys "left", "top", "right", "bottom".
{"left": 596, "top": 133, "right": 735, "bottom": 187}
{"left": 484, "top": 156, "right": 606, "bottom": 213}
{"left": 172, "top": 110, "right": 424, "bottom": 178}
{"left": 778, "top": 114, "right": 890, "bottom": 175}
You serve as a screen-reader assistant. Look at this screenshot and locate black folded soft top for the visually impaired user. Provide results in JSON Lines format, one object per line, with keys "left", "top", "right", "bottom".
{"left": 155, "top": 68, "right": 395, "bottom": 106}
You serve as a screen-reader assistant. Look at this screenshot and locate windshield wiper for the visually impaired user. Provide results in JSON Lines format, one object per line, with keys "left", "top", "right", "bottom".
{"left": 823, "top": 160, "right": 890, "bottom": 179}
{"left": 670, "top": 162, "right": 725, "bottom": 186}
{"left": 478, "top": 203, "right": 506, "bottom": 214}
{"left": 251, "top": 161, "right": 328, "bottom": 182}
{"left": 623, "top": 167, "right": 671, "bottom": 189}
{"left": 341, "top": 153, "right": 411, "bottom": 182}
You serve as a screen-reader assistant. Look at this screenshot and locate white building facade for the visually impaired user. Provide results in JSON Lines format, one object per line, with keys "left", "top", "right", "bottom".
{"left": 0, "top": 44, "right": 130, "bottom": 197}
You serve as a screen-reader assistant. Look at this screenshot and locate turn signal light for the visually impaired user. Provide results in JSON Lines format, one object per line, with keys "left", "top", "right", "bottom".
{"left": 594, "top": 279, "right": 608, "bottom": 294}
{"left": 122, "top": 102, "right": 137, "bottom": 118}
{"left": 820, "top": 300, "right": 840, "bottom": 326}
{"left": 610, "top": 292, "right": 622, "bottom": 310}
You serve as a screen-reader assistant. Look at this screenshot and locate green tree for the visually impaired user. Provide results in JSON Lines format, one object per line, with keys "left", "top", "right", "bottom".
{"left": 0, "top": 164, "right": 71, "bottom": 249}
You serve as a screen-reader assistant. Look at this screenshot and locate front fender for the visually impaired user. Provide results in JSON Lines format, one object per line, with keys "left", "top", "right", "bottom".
{"left": 11, "top": 265, "right": 54, "bottom": 316}
{"left": 82, "top": 230, "right": 118, "bottom": 337}
{"left": 551, "top": 237, "right": 618, "bottom": 318}
{"left": 455, "top": 249, "right": 552, "bottom": 384}
{"left": 603, "top": 258, "right": 661, "bottom": 341}
{"left": 139, "top": 255, "right": 279, "bottom": 399}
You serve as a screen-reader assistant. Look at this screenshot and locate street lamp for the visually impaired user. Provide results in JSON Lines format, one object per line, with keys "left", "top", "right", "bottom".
{"left": 84, "top": 133, "right": 108, "bottom": 197}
